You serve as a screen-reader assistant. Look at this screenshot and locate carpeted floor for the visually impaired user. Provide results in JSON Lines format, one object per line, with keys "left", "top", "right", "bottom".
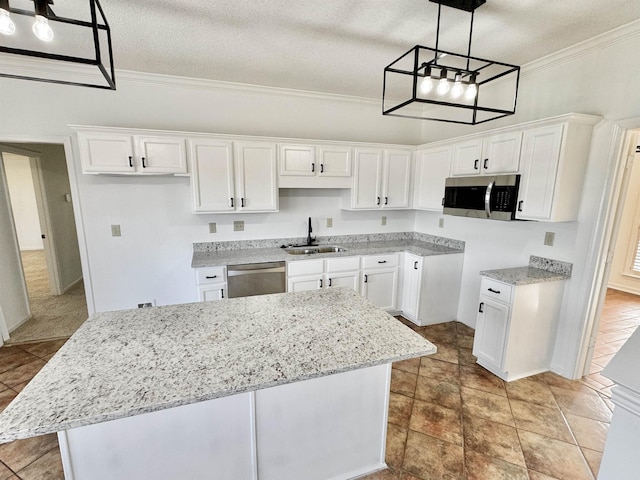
{"left": 5, "top": 251, "right": 87, "bottom": 345}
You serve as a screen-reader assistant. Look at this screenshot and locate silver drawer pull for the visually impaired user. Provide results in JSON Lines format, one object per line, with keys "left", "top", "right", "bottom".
{"left": 487, "top": 287, "right": 501, "bottom": 294}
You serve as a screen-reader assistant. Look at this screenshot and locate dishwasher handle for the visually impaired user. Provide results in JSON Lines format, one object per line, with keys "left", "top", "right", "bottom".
{"left": 227, "top": 262, "right": 285, "bottom": 276}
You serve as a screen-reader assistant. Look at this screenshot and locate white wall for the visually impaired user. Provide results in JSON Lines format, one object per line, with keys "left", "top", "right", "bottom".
{"left": 2, "top": 153, "right": 43, "bottom": 250}
{"left": 0, "top": 156, "right": 30, "bottom": 333}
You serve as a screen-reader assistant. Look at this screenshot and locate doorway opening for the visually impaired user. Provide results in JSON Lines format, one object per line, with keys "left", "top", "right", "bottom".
{"left": 0, "top": 144, "right": 87, "bottom": 344}
{"left": 579, "top": 128, "right": 640, "bottom": 388}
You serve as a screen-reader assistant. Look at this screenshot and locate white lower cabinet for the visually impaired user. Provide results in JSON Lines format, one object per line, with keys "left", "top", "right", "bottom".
{"left": 472, "top": 277, "right": 565, "bottom": 381}
{"left": 361, "top": 254, "right": 399, "bottom": 312}
{"left": 195, "top": 266, "right": 227, "bottom": 301}
{"left": 401, "top": 252, "right": 463, "bottom": 326}
{"left": 287, "top": 257, "right": 360, "bottom": 294}
{"left": 287, "top": 259, "right": 324, "bottom": 292}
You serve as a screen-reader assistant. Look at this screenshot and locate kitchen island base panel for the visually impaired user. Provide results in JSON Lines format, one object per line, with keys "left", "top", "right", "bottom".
{"left": 57, "top": 364, "right": 390, "bottom": 480}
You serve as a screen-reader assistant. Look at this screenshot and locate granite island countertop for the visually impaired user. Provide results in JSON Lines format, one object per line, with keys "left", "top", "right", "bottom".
{"left": 0, "top": 288, "right": 435, "bottom": 443}
{"left": 192, "top": 233, "right": 464, "bottom": 268}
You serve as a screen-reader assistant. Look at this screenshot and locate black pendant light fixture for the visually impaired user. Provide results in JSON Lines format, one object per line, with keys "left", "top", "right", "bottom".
{"left": 0, "top": 0, "right": 115, "bottom": 89}
{"left": 382, "top": 0, "right": 519, "bottom": 124}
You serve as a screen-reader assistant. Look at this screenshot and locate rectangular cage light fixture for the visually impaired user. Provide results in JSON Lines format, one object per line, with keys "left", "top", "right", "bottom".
{"left": 0, "top": 0, "right": 115, "bottom": 89}
{"left": 382, "top": 0, "right": 520, "bottom": 125}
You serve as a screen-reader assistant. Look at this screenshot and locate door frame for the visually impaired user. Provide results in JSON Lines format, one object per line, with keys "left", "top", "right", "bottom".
{"left": 574, "top": 118, "right": 640, "bottom": 378}
{"left": 0, "top": 134, "right": 95, "bottom": 318}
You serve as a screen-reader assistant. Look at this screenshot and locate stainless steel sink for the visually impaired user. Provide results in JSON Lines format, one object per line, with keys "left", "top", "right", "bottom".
{"left": 284, "top": 245, "right": 346, "bottom": 255}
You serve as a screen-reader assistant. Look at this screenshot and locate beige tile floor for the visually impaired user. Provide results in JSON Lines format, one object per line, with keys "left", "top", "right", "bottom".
{"left": 0, "top": 289, "right": 637, "bottom": 479}
{"left": 6, "top": 251, "right": 87, "bottom": 345}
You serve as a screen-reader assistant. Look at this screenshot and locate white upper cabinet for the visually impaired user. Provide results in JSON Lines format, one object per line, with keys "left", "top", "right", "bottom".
{"left": 77, "top": 130, "right": 187, "bottom": 175}
{"left": 451, "top": 132, "right": 522, "bottom": 176}
{"left": 414, "top": 145, "right": 452, "bottom": 211}
{"left": 516, "top": 118, "right": 595, "bottom": 222}
{"left": 190, "top": 139, "right": 278, "bottom": 214}
{"left": 278, "top": 144, "right": 352, "bottom": 188}
{"left": 349, "top": 148, "right": 412, "bottom": 210}
{"left": 190, "top": 139, "right": 235, "bottom": 213}
{"left": 233, "top": 141, "right": 279, "bottom": 213}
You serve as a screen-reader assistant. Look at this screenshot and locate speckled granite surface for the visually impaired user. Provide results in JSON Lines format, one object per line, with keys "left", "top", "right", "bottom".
{"left": 192, "top": 233, "right": 464, "bottom": 268}
{"left": 480, "top": 256, "right": 572, "bottom": 286}
{"left": 0, "top": 288, "right": 435, "bottom": 443}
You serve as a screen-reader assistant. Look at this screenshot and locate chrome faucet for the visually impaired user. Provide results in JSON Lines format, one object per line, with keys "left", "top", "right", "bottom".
{"left": 306, "top": 217, "right": 316, "bottom": 246}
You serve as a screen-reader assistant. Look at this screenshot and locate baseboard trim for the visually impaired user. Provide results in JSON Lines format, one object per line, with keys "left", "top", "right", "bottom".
{"left": 62, "top": 277, "right": 83, "bottom": 294}
{"left": 8, "top": 313, "right": 33, "bottom": 333}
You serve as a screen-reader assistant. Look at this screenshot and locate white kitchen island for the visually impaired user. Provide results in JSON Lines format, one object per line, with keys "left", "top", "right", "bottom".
{"left": 0, "top": 288, "right": 435, "bottom": 480}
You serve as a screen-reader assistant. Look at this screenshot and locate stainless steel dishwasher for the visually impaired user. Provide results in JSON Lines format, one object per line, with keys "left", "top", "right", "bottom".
{"left": 226, "top": 262, "right": 286, "bottom": 298}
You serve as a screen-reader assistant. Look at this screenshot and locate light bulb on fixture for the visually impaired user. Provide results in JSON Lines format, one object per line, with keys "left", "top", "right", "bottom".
{"left": 32, "top": 0, "right": 53, "bottom": 41}
{"left": 0, "top": 0, "right": 15, "bottom": 36}
{"left": 465, "top": 74, "right": 478, "bottom": 101}
{"left": 420, "top": 64, "right": 434, "bottom": 94}
{"left": 451, "top": 72, "right": 464, "bottom": 99}
{"left": 436, "top": 69, "right": 450, "bottom": 96}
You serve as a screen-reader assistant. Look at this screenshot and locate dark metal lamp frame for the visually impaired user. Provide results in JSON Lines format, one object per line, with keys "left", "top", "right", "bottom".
{"left": 382, "top": 0, "right": 520, "bottom": 125}
{"left": 0, "top": 0, "right": 115, "bottom": 90}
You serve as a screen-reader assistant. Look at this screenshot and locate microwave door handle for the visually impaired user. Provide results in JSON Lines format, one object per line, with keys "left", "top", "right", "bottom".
{"left": 484, "top": 181, "right": 495, "bottom": 218}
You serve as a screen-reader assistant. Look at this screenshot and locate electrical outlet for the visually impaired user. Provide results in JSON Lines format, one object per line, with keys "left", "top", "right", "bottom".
{"left": 137, "top": 301, "right": 155, "bottom": 308}
{"left": 209, "top": 222, "right": 217, "bottom": 233}
{"left": 234, "top": 220, "right": 244, "bottom": 232}
{"left": 326, "top": 218, "right": 333, "bottom": 228}
{"left": 111, "top": 225, "right": 121, "bottom": 237}
{"left": 381, "top": 216, "right": 387, "bottom": 226}
{"left": 438, "top": 218, "right": 444, "bottom": 228}
{"left": 544, "top": 231, "right": 555, "bottom": 246}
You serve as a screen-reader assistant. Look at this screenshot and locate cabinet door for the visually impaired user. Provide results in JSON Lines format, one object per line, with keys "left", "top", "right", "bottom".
{"left": 279, "top": 145, "right": 316, "bottom": 176}
{"left": 199, "top": 284, "right": 227, "bottom": 302}
{"left": 481, "top": 132, "right": 522, "bottom": 174}
{"left": 362, "top": 268, "right": 398, "bottom": 311}
{"left": 78, "top": 132, "right": 135, "bottom": 173}
{"left": 473, "top": 297, "right": 509, "bottom": 369}
{"left": 451, "top": 139, "right": 482, "bottom": 176}
{"left": 136, "top": 136, "right": 188, "bottom": 174}
{"left": 318, "top": 147, "right": 351, "bottom": 177}
{"left": 325, "top": 271, "right": 360, "bottom": 293}
{"left": 351, "top": 149, "right": 383, "bottom": 209}
{"left": 401, "top": 254, "right": 422, "bottom": 321}
{"left": 382, "top": 149, "right": 412, "bottom": 209}
{"left": 414, "top": 146, "right": 452, "bottom": 210}
{"left": 287, "top": 275, "right": 323, "bottom": 292}
{"left": 189, "top": 139, "right": 235, "bottom": 213}
{"left": 234, "top": 142, "right": 278, "bottom": 212}
{"left": 515, "top": 125, "right": 563, "bottom": 221}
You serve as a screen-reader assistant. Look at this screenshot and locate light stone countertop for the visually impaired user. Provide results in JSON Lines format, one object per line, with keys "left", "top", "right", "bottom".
{"left": 479, "top": 266, "right": 570, "bottom": 286}
{"left": 192, "top": 239, "right": 463, "bottom": 268}
{"left": 0, "top": 288, "right": 436, "bottom": 443}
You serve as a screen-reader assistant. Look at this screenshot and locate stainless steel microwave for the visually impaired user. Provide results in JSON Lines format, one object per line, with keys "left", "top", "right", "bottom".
{"left": 443, "top": 174, "right": 521, "bottom": 221}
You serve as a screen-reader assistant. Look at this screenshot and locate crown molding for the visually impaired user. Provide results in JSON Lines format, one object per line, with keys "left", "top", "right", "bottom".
{"left": 117, "top": 69, "right": 380, "bottom": 106}
{"left": 522, "top": 18, "right": 640, "bottom": 75}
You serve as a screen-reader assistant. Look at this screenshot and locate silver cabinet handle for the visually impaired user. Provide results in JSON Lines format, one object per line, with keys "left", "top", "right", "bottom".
{"left": 484, "top": 180, "right": 495, "bottom": 218}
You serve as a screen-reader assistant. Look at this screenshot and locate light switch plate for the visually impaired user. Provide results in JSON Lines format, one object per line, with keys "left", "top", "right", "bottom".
{"left": 544, "top": 232, "right": 555, "bottom": 246}
{"left": 381, "top": 216, "right": 387, "bottom": 226}
{"left": 111, "top": 225, "right": 121, "bottom": 237}
{"left": 326, "top": 218, "right": 333, "bottom": 228}
{"left": 209, "top": 222, "right": 217, "bottom": 233}
{"left": 234, "top": 221, "right": 244, "bottom": 232}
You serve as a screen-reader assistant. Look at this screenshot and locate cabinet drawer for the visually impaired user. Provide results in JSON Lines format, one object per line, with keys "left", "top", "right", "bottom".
{"left": 287, "top": 259, "right": 324, "bottom": 277}
{"left": 325, "top": 256, "right": 360, "bottom": 273}
{"left": 479, "top": 278, "right": 512, "bottom": 303}
{"left": 361, "top": 253, "right": 399, "bottom": 269}
{"left": 196, "top": 267, "right": 226, "bottom": 285}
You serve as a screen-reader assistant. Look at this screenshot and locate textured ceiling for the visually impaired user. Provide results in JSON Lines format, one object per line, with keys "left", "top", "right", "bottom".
{"left": 47, "top": 0, "right": 640, "bottom": 97}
